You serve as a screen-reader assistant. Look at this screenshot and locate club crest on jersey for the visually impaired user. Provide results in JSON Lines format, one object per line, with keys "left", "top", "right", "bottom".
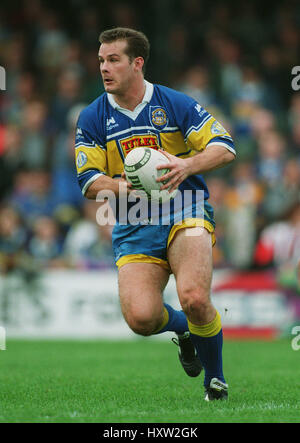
{"left": 149, "top": 106, "right": 168, "bottom": 131}
{"left": 76, "top": 151, "right": 88, "bottom": 168}
{"left": 119, "top": 133, "right": 160, "bottom": 156}
{"left": 211, "top": 121, "right": 227, "bottom": 135}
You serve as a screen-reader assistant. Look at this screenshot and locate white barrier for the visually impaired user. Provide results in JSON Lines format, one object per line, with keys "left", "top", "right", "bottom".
{"left": 0, "top": 269, "right": 294, "bottom": 338}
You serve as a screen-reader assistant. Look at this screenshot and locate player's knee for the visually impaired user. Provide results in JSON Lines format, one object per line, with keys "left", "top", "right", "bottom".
{"left": 126, "top": 313, "right": 160, "bottom": 337}
{"left": 178, "top": 285, "right": 210, "bottom": 316}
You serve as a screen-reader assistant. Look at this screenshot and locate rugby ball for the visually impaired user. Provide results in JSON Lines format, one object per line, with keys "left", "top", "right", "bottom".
{"left": 124, "top": 148, "right": 178, "bottom": 203}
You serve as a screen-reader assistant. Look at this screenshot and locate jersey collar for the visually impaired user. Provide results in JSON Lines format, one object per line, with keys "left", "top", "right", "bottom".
{"left": 107, "top": 80, "right": 154, "bottom": 120}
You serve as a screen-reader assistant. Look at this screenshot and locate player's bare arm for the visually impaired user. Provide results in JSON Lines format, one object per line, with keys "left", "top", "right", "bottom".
{"left": 156, "top": 145, "right": 235, "bottom": 192}
{"left": 85, "top": 174, "right": 132, "bottom": 199}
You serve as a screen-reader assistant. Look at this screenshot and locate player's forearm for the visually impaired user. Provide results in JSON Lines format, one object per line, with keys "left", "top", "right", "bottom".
{"left": 85, "top": 175, "right": 122, "bottom": 199}
{"left": 185, "top": 144, "right": 235, "bottom": 176}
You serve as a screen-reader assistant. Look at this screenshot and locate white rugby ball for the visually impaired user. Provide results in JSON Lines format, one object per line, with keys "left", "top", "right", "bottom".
{"left": 124, "top": 147, "right": 178, "bottom": 203}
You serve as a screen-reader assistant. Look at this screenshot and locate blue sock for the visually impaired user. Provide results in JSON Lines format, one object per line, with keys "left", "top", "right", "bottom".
{"left": 154, "top": 303, "right": 188, "bottom": 335}
{"left": 190, "top": 330, "right": 225, "bottom": 387}
{"left": 188, "top": 311, "right": 226, "bottom": 387}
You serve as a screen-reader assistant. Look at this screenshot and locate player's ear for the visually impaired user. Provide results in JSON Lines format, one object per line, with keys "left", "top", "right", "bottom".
{"left": 134, "top": 56, "right": 144, "bottom": 73}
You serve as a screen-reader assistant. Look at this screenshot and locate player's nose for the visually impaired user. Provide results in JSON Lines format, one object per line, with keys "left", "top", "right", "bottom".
{"left": 100, "top": 60, "right": 109, "bottom": 73}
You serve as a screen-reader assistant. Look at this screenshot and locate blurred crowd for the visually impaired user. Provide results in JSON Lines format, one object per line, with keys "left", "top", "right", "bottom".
{"left": 0, "top": 0, "right": 299, "bottom": 290}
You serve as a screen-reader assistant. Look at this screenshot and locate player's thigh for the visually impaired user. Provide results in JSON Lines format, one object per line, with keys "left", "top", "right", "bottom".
{"left": 118, "top": 262, "right": 169, "bottom": 325}
{"left": 167, "top": 227, "right": 213, "bottom": 309}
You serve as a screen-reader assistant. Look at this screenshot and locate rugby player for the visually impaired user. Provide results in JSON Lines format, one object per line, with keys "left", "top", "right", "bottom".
{"left": 75, "top": 27, "right": 236, "bottom": 401}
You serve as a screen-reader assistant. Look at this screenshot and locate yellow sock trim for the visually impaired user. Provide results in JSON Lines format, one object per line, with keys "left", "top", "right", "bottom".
{"left": 153, "top": 307, "right": 169, "bottom": 334}
{"left": 188, "top": 311, "right": 222, "bottom": 338}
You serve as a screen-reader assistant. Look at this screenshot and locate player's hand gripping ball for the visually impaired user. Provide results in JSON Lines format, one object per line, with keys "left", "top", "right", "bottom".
{"left": 124, "top": 147, "right": 178, "bottom": 203}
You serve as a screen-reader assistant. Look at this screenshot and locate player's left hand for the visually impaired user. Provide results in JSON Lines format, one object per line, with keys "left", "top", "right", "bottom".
{"left": 156, "top": 150, "right": 191, "bottom": 193}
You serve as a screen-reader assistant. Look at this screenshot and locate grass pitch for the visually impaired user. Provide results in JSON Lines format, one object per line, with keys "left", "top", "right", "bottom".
{"left": 0, "top": 338, "right": 299, "bottom": 423}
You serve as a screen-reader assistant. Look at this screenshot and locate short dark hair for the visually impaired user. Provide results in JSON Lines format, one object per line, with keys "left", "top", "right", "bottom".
{"left": 99, "top": 27, "right": 150, "bottom": 74}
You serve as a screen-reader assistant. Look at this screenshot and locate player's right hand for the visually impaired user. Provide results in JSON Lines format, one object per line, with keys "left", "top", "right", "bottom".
{"left": 116, "top": 173, "right": 133, "bottom": 196}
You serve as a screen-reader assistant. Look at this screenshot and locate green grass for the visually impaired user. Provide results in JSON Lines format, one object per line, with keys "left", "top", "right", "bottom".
{"left": 0, "top": 338, "right": 299, "bottom": 423}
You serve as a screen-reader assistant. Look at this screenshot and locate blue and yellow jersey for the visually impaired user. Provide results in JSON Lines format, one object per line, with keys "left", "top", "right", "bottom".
{"left": 75, "top": 80, "right": 235, "bottom": 200}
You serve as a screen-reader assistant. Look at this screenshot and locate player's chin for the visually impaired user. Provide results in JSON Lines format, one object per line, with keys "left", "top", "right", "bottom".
{"left": 104, "top": 82, "right": 118, "bottom": 93}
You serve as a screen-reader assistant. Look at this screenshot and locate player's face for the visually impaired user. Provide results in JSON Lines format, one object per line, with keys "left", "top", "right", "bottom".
{"left": 98, "top": 40, "right": 137, "bottom": 95}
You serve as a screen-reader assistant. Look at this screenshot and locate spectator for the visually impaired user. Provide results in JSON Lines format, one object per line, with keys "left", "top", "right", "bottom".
{"left": 50, "top": 69, "right": 82, "bottom": 132}
{"left": 4, "top": 72, "right": 38, "bottom": 126}
{"left": 19, "top": 101, "right": 51, "bottom": 169}
{"left": 27, "top": 216, "right": 64, "bottom": 267}
{"left": 178, "top": 65, "right": 217, "bottom": 108}
{"left": 256, "top": 129, "right": 286, "bottom": 187}
{"left": 51, "top": 103, "right": 86, "bottom": 207}
{"left": 10, "top": 170, "right": 61, "bottom": 227}
{"left": 0, "top": 124, "right": 23, "bottom": 196}
{"left": 34, "top": 9, "right": 69, "bottom": 73}
{"left": 250, "top": 107, "right": 276, "bottom": 138}
{"left": 205, "top": 177, "right": 229, "bottom": 268}
{"left": 254, "top": 201, "right": 300, "bottom": 269}
{"left": 63, "top": 200, "right": 114, "bottom": 268}
{"left": 0, "top": 206, "right": 27, "bottom": 273}
{"left": 224, "top": 162, "right": 264, "bottom": 268}
{"left": 234, "top": 66, "right": 269, "bottom": 108}
{"left": 262, "top": 158, "right": 300, "bottom": 221}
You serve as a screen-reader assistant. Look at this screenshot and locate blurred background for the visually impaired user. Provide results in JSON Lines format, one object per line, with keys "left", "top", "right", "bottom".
{"left": 0, "top": 0, "right": 299, "bottom": 339}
